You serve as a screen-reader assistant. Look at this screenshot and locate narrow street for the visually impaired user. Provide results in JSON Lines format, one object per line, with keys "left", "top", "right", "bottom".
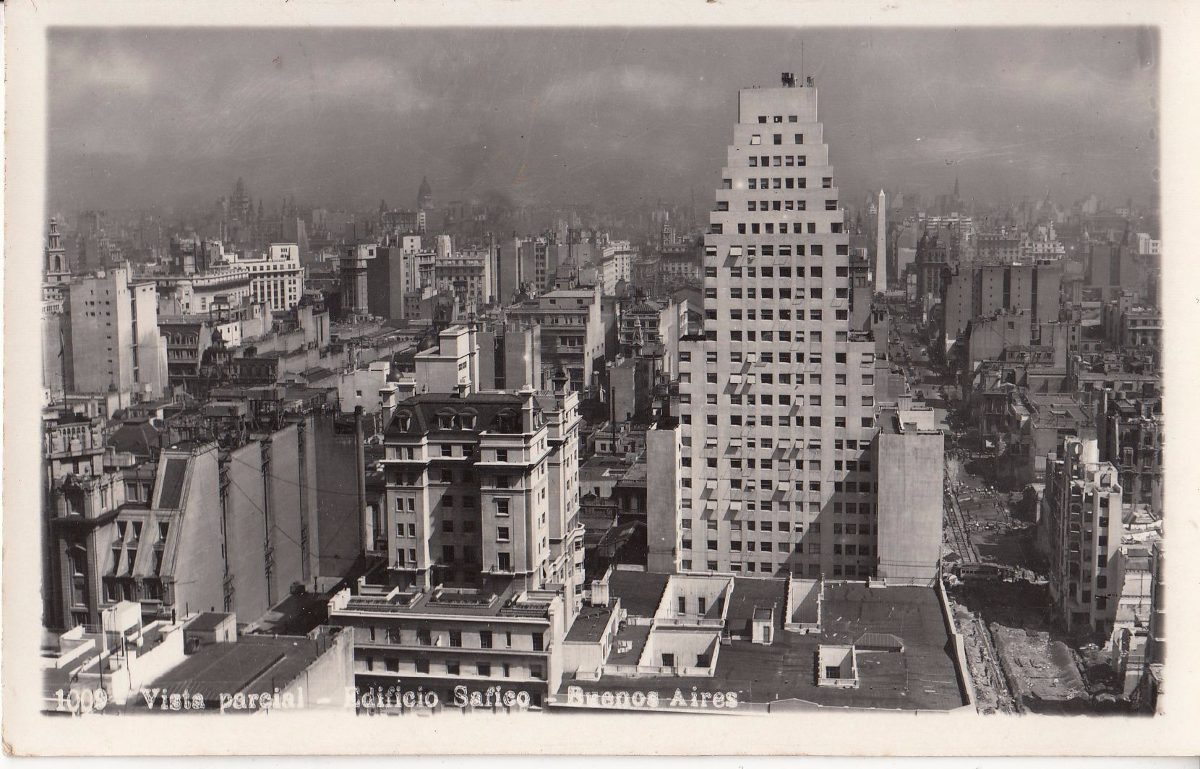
{"left": 887, "top": 309, "right": 1059, "bottom": 714}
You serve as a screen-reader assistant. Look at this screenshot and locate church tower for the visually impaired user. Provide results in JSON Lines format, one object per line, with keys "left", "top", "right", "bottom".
{"left": 418, "top": 176, "right": 433, "bottom": 211}
{"left": 45, "top": 217, "right": 70, "bottom": 284}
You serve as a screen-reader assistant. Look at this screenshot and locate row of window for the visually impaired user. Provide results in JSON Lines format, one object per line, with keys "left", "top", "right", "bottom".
{"left": 745, "top": 154, "right": 812, "bottom": 167}
{"left": 681, "top": 476, "right": 876, "bottom": 492}
{"left": 747, "top": 200, "right": 837, "bottom": 213}
{"left": 679, "top": 560, "right": 874, "bottom": 579}
{"left": 708, "top": 287, "right": 846, "bottom": 303}
{"left": 748, "top": 133, "right": 805, "bottom": 147}
{"left": 682, "top": 389, "right": 873, "bottom": 406}
{"left": 683, "top": 519, "right": 873, "bottom": 533}
{"left": 364, "top": 627, "right": 546, "bottom": 650}
{"left": 683, "top": 437, "right": 870, "bottom": 453}
{"left": 362, "top": 656, "right": 545, "bottom": 680}
{"left": 697, "top": 320, "right": 855, "bottom": 338}
{"left": 714, "top": 221, "right": 842, "bottom": 236}
{"left": 683, "top": 540, "right": 874, "bottom": 556}
{"left": 682, "top": 415, "right": 874, "bottom": 431}
{"left": 744, "top": 176, "right": 832, "bottom": 190}
{"left": 683, "top": 351, "right": 871, "bottom": 376}
{"left": 685, "top": 456, "right": 874, "bottom": 476}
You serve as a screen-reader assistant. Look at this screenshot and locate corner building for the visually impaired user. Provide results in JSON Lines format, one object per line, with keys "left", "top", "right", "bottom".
{"left": 659, "top": 76, "right": 890, "bottom": 581}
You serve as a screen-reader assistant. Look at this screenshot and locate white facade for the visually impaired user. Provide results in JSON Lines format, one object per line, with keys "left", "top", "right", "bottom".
{"left": 660, "top": 77, "right": 879, "bottom": 580}
{"left": 234, "top": 243, "right": 304, "bottom": 313}
{"left": 151, "top": 265, "right": 253, "bottom": 316}
{"left": 874, "top": 190, "right": 886, "bottom": 292}
{"left": 1136, "top": 232, "right": 1161, "bottom": 257}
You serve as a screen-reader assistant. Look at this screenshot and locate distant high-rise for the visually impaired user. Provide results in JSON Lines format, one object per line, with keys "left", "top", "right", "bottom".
{"left": 61, "top": 265, "right": 167, "bottom": 398}
{"left": 418, "top": 176, "right": 434, "bottom": 211}
{"left": 875, "top": 189, "right": 887, "bottom": 292}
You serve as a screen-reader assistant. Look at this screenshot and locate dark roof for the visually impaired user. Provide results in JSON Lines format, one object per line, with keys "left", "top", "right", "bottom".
{"left": 185, "top": 612, "right": 233, "bottom": 633}
{"left": 108, "top": 421, "right": 161, "bottom": 457}
{"left": 564, "top": 604, "right": 616, "bottom": 644}
{"left": 607, "top": 570, "right": 669, "bottom": 618}
{"left": 382, "top": 391, "right": 534, "bottom": 438}
{"left": 156, "top": 458, "right": 189, "bottom": 509}
{"left": 147, "top": 633, "right": 334, "bottom": 709}
{"left": 726, "top": 577, "right": 788, "bottom": 628}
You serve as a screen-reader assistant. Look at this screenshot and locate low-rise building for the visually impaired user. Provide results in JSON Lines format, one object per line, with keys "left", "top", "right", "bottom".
{"left": 41, "top": 602, "right": 353, "bottom": 714}
{"left": 547, "top": 568, "right": 970, "bottom": 713}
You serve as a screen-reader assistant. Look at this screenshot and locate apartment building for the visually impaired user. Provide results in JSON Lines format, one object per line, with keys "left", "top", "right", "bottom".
{"left": 618, "top": 298, "right": 687, "bottom": 379}
{"left": 1040, "top": 435, "right": 1124, "bottom": 635}
{"left": 61, "top": 265, "right": 168, "bottom": 400}
{"left": 1097, "top": 391, "right": 1163, "bottom": 518}
{"left": 150, "top": 263, "right": 253, "bottom": 316}
{"left": 339, "top": 242, "right": 378, "bottom": 317}
{"left": 374, "top": 389, "right": 584, "bottom": 598}
{"left": 940, "top": 261, "right": 1063, "bottom": 353}
{"left": 235, "top": 243, "right": 305, "bottom": 313}
{"left": 433, "top": 247, "right": 493, "bottom": 315}
{"left": 653, "top": 74, "right": 888, "bottom": 581}
{"left": 327, "top": 387, "right": 585, "bottom": 708}
{"left": 507, "top": 286, "right": 605, "bottom": 394}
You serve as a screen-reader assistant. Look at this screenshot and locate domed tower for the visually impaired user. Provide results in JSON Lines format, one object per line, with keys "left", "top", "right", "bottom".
{"left": 417, "top": 176, "right": 433, "bottom": 212}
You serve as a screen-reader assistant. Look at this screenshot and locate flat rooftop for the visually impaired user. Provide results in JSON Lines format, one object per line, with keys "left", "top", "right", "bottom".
{"left": 336, "top": 579, "right": 555, "bottom": 621}
{"left": 607, "top": 570, "right": 670, "bottom": 617}
{"left": 185, "top": 612, "right": 232, "bottom": 633}
{"left": 556, "top": 582, "right": 966, "bottom": 712}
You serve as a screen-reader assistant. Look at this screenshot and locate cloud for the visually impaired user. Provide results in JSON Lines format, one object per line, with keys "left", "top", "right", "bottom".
{"left": 541, "top": 65, "right": 715, "bottom": 111}
{"left": 52, "top": 41, "right": 158, "bottom": 99}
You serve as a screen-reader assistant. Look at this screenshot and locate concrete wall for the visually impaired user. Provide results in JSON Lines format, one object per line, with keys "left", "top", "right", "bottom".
{"left": 367, "top": 247, "right": 406, "bottom": 320}
{"left": 172, "top": 446, "right": 227, "bottom": 617}
{"left": 282, "top": 627, "right": 355, "bottom": 711}
{"left": 267, "top": 421, "right": 313, "bottom": 595}
{"left": 645, "top": 425, "right": 680, "bottom": 573}
{"left": 875, "top": 426, "right": 943, "bottom": 583}
{"left": 227, "top": 440, "right": 273, "bottom": 619}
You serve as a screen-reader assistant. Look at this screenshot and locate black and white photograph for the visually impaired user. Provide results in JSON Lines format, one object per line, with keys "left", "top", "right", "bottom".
{"left": 4, "top": 0, "right": 1198, "bottom": 758}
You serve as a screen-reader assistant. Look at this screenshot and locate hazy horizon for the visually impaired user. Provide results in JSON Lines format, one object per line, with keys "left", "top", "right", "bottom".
{"left": 48, "top": 26, "right": 1159, "bottom": 218}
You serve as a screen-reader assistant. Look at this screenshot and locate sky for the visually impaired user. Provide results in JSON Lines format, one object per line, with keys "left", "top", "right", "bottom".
{"left": 47, "top": 26, "right": 1159, "bottom": 217}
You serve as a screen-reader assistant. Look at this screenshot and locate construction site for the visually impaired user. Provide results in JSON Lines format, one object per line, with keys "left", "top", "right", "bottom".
{"left": 889, "top": 310, "right": 1131, "bottom": 715}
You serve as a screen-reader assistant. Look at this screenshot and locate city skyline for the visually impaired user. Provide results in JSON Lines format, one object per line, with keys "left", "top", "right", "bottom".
{"left": 12, "top": 4, "right": 1178, "bottom": 744}
{"left": 48, "top": 27, "right": 1158, "bottom": 217}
